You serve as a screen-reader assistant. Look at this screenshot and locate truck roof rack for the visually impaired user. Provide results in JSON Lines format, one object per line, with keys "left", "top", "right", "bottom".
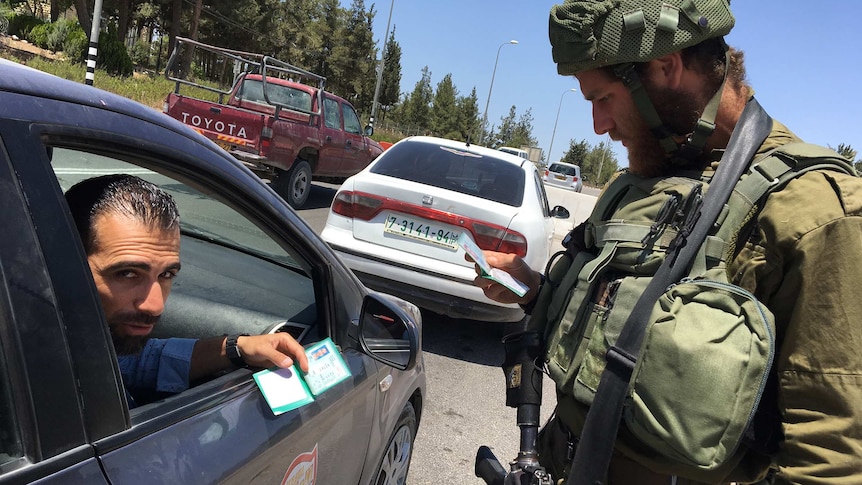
{"left": 165, "top": 37, "right": 326, "bottom": 117}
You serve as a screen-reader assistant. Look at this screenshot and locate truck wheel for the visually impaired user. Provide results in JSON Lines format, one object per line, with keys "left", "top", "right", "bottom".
{"left": 272, "top": 160, "right": 312, "bottom": 208}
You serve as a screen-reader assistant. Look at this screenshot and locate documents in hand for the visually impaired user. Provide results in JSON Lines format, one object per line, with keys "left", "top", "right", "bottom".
{"left": 253, "top": 337, "right": 351, "bottom": 415}
{"left": 457, "top": 232, "right": 529, "bottom": 297}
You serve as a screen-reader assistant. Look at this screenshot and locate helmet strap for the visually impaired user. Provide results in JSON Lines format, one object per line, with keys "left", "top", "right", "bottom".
{"left": 613, "top": 44, "right": 730, "bottom": 166}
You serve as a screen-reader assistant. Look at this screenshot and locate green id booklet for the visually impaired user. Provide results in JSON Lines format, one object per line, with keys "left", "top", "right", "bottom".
{"left": 253, "top": 338, "right": 351, "bottom": 415}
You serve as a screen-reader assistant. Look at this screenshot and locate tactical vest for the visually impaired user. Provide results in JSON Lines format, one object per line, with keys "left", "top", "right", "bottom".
{"left": 531, "top": 142, "right": 857, "bottom": 483}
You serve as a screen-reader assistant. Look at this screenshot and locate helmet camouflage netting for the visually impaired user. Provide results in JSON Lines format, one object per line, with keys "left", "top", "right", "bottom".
{"left": 549, "top": 0, "right": 734, "bottom": 75}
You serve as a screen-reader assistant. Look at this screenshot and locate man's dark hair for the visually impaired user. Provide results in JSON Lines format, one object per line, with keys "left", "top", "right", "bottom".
{"left": 65, "top": 174, "right": 180, "bottom": 254}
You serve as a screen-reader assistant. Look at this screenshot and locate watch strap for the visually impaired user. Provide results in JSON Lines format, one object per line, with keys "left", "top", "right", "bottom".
{"left": 226, "top": 334, "right": 250, "bottom": 368}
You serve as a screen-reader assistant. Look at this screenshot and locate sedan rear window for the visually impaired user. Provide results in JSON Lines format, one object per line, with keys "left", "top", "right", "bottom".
{"left": 549, "top": 163, "right": 578, "bottom": 176}
{"left": 371, "top": 142, "right": 525, "bottom": 206}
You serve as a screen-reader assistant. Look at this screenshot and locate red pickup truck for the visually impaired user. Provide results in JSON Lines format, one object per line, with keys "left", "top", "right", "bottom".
{"left": 162, "top": 38, "right": 383, "bottom": 208}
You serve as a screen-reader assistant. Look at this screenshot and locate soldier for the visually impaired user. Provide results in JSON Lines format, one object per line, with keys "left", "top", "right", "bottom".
{"left": 474, "top": 1, "right": 862, "bottom": 483}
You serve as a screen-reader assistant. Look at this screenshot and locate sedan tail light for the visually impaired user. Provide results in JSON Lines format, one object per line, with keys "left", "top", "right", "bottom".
{"left": 472, "top": 222, "right": 528, "bottom": 257}
{"left": 331, "top": 191, "right": 383, "bottom": 220}
{"left": 332, "top": 190, "right": 528, "bottom": 257}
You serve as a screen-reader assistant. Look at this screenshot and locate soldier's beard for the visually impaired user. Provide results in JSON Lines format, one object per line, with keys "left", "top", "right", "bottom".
{"left": 624, "top": 85, "right": 706, "bottom": 178}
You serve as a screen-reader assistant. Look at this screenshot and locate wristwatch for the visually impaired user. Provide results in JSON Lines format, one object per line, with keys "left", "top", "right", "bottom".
{"left": 225, "top": 334, "right": 250, "bottom": 368}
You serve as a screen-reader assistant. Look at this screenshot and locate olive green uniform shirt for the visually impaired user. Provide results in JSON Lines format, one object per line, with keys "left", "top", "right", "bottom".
{"left": 729, "top": 122, "right": 862, "bottom": 483}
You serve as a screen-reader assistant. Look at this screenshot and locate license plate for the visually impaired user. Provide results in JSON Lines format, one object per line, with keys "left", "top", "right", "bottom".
{"left": 215, "top": 140, "right": 232, "bottom": 152}
{"left": 384, "top": 213, "right": 460, "bottom": 249}
{"left": 554, "top": 174, "right": 566, "bottom": 180}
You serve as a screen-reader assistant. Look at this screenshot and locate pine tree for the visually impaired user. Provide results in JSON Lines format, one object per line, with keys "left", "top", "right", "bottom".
{"left": 378, "top": 26, "right": 402, "bottom": 121}
{"left": 431, "top": 74, "right": 460, "bottom": 139}
{"left": 457, "top": 87, "right": 481, "bottom": 144}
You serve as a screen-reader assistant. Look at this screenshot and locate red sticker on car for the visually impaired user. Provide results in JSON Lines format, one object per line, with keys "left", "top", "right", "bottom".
{"left": 281, "top": 444, "right": 318, "bottom": 485}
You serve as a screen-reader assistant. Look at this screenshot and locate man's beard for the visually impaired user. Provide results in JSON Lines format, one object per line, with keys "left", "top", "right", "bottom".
{"left": 108, "top": 312, "right": 160, "bottom": 355}
{"left": 623, "top": 84, "right": 706, "bottom": 178}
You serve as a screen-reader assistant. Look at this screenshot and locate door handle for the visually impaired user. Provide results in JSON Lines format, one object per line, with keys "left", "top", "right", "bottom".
{"left": 326, "top": 135, "right": 332, "bottom": 142}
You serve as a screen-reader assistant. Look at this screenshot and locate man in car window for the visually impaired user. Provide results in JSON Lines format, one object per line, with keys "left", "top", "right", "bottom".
{"left": 65, "top": 174, "right": 309, "bottom": 407}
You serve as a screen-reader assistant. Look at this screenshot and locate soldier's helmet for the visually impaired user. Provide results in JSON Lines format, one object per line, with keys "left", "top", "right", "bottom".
{"left": 549, "top": 0, "right": 735, "bottom": 75}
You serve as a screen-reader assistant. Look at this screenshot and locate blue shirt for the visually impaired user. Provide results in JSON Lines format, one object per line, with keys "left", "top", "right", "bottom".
{"left": 118, "top": 338, "right": 196, "bottom": 407}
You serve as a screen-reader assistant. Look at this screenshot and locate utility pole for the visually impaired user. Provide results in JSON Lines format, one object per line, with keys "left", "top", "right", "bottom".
{"left": 84, "top": 0, "right": 104, "bottom": 85}
{"left": 369, "top": 0, "right": 395, "bottom": 131}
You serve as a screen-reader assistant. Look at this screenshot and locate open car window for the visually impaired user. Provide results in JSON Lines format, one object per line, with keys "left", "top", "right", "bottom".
{"left": 49, "top": 147, "right": 321, "bottom": 410}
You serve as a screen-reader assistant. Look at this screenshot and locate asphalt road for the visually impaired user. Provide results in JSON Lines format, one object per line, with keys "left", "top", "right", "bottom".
{"left": 297, "top": 181, "right": 598, "bottom": 484}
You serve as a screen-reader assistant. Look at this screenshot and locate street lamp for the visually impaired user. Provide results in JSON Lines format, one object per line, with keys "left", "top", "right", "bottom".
{"left": 368, "top": 0, "right": 395, "bottom": 131}
{"left": 479, "top": 39, "right": 518, "bottom": 144}
{"left": 546, "top": 88, "right": 577, "bottom": 165}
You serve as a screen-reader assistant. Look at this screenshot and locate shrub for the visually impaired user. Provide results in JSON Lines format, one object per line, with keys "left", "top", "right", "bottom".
{"left": 26, "top": 22, "right": 51, "bottom": 49}
{"left": 8, "top": 13, "right": 43, "bottom": 38}
{"left": 49, "top": 19, "right": 81, "bottom": 52}
{"left": 97, "top": 27, "right": 133, "bottom": 77}
{"left": 128, "top": 41, "right": 152, "bottom": 68}
{"left": 63, "top": 27, "right": 88, "bottom": 63}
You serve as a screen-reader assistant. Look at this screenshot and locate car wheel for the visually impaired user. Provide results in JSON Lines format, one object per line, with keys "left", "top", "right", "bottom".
{"left": 374, "top": 402, "right": 417, "bottom": 485}
{"left": 272, "top": 160, "right": 312, "bottom": 208}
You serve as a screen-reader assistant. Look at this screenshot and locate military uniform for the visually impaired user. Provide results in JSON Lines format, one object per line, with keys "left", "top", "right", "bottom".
{"left": 539, "top": 120, "right": 862, "bottom": 484}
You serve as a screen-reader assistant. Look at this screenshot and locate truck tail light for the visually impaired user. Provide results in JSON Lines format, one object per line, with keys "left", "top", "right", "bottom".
{"left": 260, "top": 126, "right": 274, "bottom": 156}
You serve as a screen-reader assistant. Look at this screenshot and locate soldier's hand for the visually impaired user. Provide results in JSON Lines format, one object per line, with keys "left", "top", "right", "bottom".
{"left": 467, "top": 250, "right": 542, "bottom": 305}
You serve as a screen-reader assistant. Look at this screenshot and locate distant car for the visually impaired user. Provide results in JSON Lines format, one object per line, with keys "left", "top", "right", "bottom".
{"left": 322, "top": 136, "right": 570, "bottom": 322}
{"left": 497, "top": 146, "right": 530, "bottom": 159}
{"left": 0, "top": 58, "right": 424, "bottom": 485}
{"left": 544, "top": 161, "right": 583, "bottom": 192}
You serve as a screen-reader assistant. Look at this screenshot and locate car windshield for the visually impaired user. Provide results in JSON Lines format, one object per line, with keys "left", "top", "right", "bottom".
{"left": 550, "top": 164, "right": 578, "bottom": 176}
{"left": 371, "top": 141, "right": 525, "bottom": 206}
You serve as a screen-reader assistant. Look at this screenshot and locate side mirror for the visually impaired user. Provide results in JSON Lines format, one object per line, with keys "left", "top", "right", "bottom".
{"left": 364, "top": 124, "right": 374, "bottom": 136}
{"left": 550, "top": 205, "right": 570, "bottom": 219}
{"left": 358, "top": 292, "right": 421, "bottom": 370}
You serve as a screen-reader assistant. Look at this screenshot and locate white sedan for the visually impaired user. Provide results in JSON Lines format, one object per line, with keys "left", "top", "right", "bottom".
{"left": 322, "top": 136, "right": 571, "bottom": 322}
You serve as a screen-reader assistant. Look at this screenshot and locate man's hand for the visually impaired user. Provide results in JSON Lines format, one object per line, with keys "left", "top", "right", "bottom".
{"left": 190, "top": 333, "right": 310, "bottom": 381}
{"left": 237, "top": 334, "right": 309, "bottom": 372}
{"left": 468, "top": 250, "right": 543, "bottom": 305}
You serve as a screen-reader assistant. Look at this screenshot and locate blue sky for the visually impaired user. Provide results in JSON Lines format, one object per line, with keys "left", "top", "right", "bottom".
{"left": 348, "top": 1, "right": 861, "bottom": 167}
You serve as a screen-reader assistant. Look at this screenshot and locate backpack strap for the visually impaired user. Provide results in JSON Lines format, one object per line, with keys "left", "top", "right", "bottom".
{"left": 716, "top": 142, "right": 857, "bottom": 256}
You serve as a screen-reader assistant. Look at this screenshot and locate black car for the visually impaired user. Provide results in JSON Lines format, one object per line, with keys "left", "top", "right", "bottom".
{"left": 0, "top": 59, "right": 425, "bottom": 484}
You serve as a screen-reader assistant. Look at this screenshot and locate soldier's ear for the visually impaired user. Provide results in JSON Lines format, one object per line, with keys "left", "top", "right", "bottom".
{"left": 646, "top": 52, "right": 685, "bottom": 90}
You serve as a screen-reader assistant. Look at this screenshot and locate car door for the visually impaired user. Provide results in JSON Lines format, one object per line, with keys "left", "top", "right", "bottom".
{"left": 339, "top": 101, "right": 371, "bottom": 175}
{"left": 317, "top": 95, "right": 347, "bottom": 176}
{"left": 0, "top": 90, "right": 383, "bottom": 484}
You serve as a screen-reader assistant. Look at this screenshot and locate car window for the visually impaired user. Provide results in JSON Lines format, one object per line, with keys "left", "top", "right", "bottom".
{"left": 323, "top": 97, "right": 341, "bottom": 129}
{"left": 342, "top": 103, "right": 362, "bottom": 135}
{"left": 532, "top": 169, "right": 551, "bottom": 217}
{"left": 49, "top": 148, "right": 321, "bottom": 410}
{"left": 549, "top": 163, "right": 577, "bottom": 176}
{"left": 371, "top": 142, "right": 525, "bottom": 206}
{"left": 237, "top": 80, "right": 313, "bottom": 112}
{"left": 0, "top": 337, "right": 22, "bottom": 467}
